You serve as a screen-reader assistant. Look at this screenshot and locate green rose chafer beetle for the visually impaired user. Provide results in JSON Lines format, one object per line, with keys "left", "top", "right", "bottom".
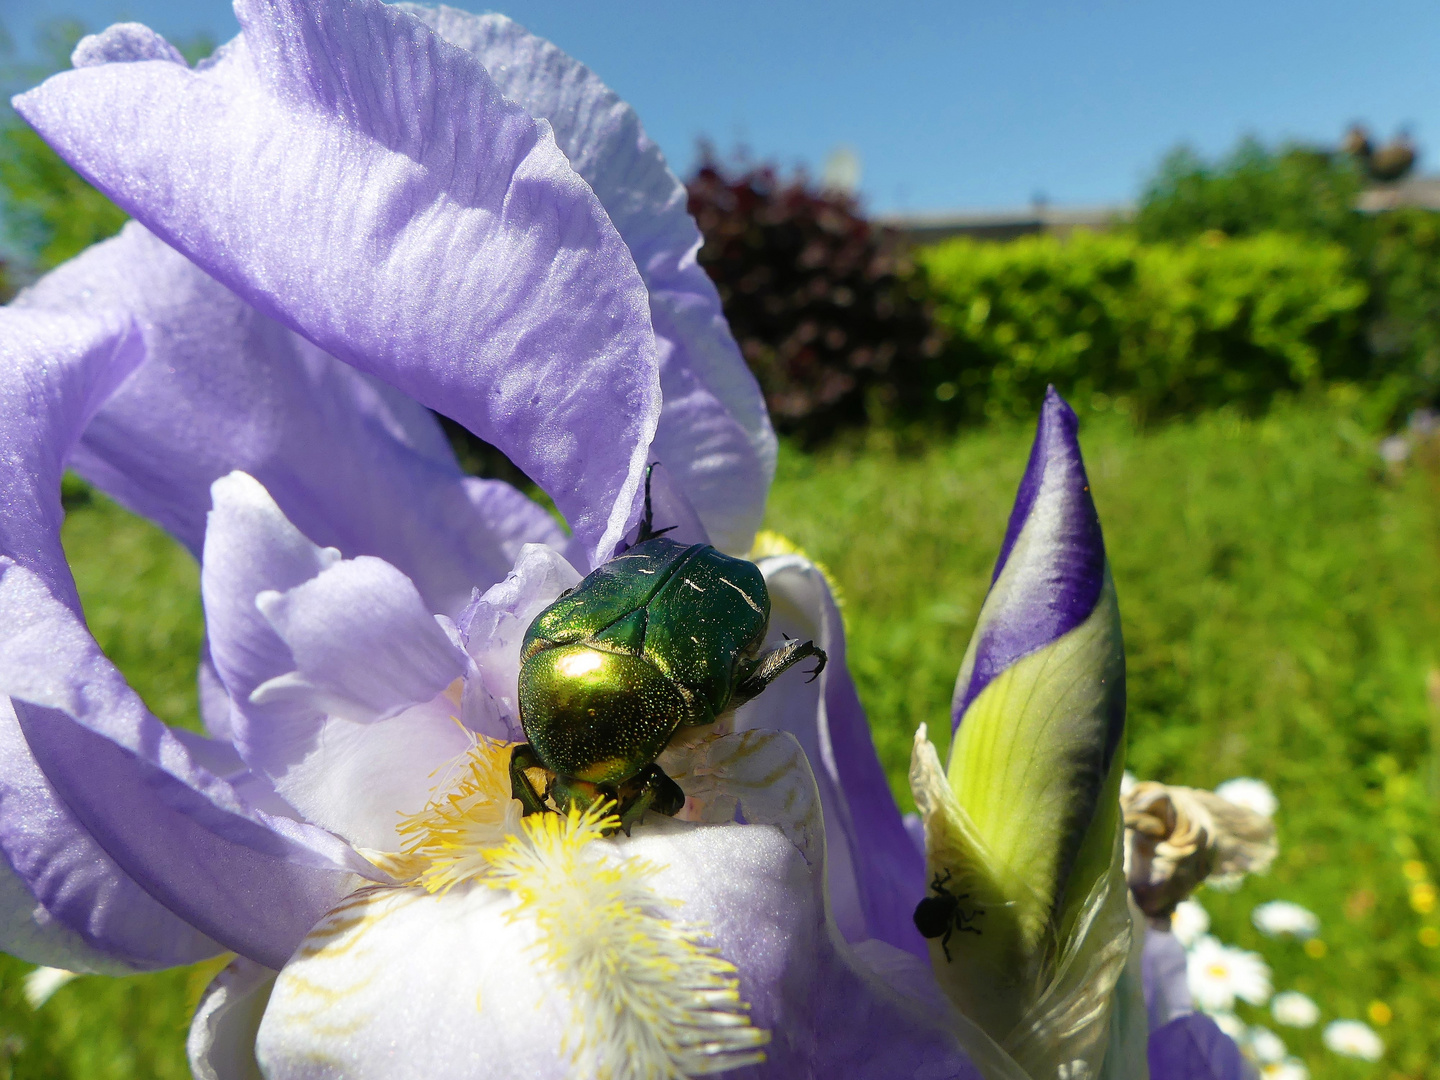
{"left": 510, "top": 469, "right": 826, "bottom": 830}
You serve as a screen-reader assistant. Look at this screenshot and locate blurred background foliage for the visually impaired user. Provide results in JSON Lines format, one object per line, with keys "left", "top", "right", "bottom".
{"left": 921, "top": 230, "right": 1369, "bottom": 425}
{"left": 5, "top": 14, "right": 1437, "bottom": 446}
{"left": 695, "top": 139, "right": 1440, "bottom": 437}
{"left": 686, "top": 150, "right": 941, "bottom": 442}
{"left": 3, "top": 18, "right": 1439, "bottom": 444}
{"left": 0, "top": 18, "right": 212, "bottom": 295}
{"left": 1133, "top": 139, "right": 1371, "bottom": 246}
{"left": 3, "top": 12, "right": 1440, "bottom": 1080}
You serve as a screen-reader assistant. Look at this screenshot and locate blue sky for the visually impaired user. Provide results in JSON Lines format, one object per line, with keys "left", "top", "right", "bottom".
{"left": 6, "top": 0, "right": 1439, "bottom": 214}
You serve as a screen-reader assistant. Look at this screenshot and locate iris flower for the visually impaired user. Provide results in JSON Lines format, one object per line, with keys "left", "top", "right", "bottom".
{"left": 2, "top": 2, "right": 1238, "bottom": 1077}
{"left": 1, "top": 3, "right": 963, "bottom": 1077}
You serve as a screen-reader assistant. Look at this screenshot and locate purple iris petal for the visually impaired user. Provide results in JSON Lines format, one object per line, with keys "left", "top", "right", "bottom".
{"left": 623, "top": 825, "right": 980, "bottom": 1079}
{"left": 0, "top": 308, "right": 142, "bottom": 612}
{"left": 1143, "top": 927, "right": 1195, "bottom": 1031}
{"left": 952, "top": 386, "right": 1107, "bottom": 731}
{"left": 201, "top": 473, "right": 480, "bottom": 848}
{"left": 187, "top": 956, "right": 275, "bottom": 1080}
{"left": 18, "top": 224, "right": 560, "bottom": 619}
{"left": 825, "top": 660, "right": 929, "bottom": 958}
{"left": 0, "top": 698, "right": 223, "bottom": 971}
{"left": 0, "top": 309, "right": 239, "bottom": 970}
{"left": 0, "top": 561, "right": 377, "bottom": 970}
{"left": 15, "top": 0, "right": 663, "bottom": 566}
{"left": 740, "top": 556, "right": 927, "bottom": 958}
{"left": 406, "top": 8, "right": 775, "bottom": 556}
{"left": 200, "top": 471, "right": 344, "bottom": 740}
{"left": 0, "top": 325, "right": 368, "bottom": 965}
{"left": 1147, "top": 1014, "right": 1246, "bottom": 1080}
{"left": 251, "top": 556, "right": 468, "bottom": 724}
{"left": 72, "top": 22, "right": 185, "bottom": 66}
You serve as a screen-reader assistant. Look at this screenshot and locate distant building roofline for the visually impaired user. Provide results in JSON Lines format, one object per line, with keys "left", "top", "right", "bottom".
{"left": 876, "top": 202, "right": 1134, "bottom": 245}
{"left": 881, "top": 175, "right": 1440, "bottom": 245}
{"left": 1356, "top": 174, "right": 1440, "bottom": 213}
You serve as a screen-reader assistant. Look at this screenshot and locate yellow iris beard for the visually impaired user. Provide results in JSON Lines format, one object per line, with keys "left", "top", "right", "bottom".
{"left": 380, "top": 738, "right": 769, "bottom": 1080}
{"left": 481, "top": 806, "right": 769, "bottom": 1080}
{"left": 390, "top": 736, "right": 523, "bottom": 894}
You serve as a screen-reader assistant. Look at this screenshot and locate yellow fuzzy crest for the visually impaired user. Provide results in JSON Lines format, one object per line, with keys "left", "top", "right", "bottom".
{"left": 482, "top": 805, "right": 770, "bottom": 1080}
{"left": 394, "top": 736, "right": 523, "bottom": 894}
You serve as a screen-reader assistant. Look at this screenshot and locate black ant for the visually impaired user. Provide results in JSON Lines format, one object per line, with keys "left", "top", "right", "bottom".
{"left": 912, "top": 869, "right": 983, "bottom": 962}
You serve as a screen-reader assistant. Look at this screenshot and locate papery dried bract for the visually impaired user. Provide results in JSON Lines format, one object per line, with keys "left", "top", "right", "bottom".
{"left": 1123, "top": 782, "right": 1278, "bottom": 920}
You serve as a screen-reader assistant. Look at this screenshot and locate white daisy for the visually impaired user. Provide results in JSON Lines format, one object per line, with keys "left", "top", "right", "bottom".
{"left": 1379, "top": 434, "right": 1411, "bottom": 465}
{"left": 1248, "top": 1026, "right": 1287, "bottom": 1064}
{"left": 1252, "top": 900, "right": 1320, "bottom": 940}
{"left": 1187, "top": 935, "right": 1273, "bottom": 1012}
{"left": 1211, "top": 1011, "right": 1247, "bottom": 1043}
{"left": 1171, "top": 898, "right": 1211, "bottom": 948}
{"left": 1206, "top": 872, "right": 1244, "bottom": 893}
{"left": 1260, "top": 1058, "right": 1309, "bottom": 1080}
{"left": 1271, "top": 990, "right": 1320, "bottom": 1028}
{"left": 1323, "top": 1019, "right": 1384, "bottom": 1061}
{"left": 1215, "top": 777, "right": 1278, "bottom": 818}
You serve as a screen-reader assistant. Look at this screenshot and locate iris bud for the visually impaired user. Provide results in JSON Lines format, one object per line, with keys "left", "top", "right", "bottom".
{"left": 911, "top": 388, "right": 1143, "bottom": 1078}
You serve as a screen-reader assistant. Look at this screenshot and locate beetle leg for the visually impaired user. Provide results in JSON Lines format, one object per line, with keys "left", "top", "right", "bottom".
{"left": 548, "top": 775, "right": 618, "bottom": 819}
{"left": 508, "top": 744, "right": 552, "bottom": 816}
{"left": 731, "top": 638, "right": 828, "bottom": 706}
{"left": 634, "top": 462, "right": 679, "bottom": 543}
{"left": 616, "top": 763, "right": 686, "bottom": 834}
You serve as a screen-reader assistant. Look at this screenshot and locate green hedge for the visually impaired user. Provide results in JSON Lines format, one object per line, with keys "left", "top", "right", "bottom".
{"left": 1134, "top": 140, "right": 1367, "bottom": 249}
{"left": 1367, "top": 209, "right": 1440, "bottom": 407}
{"left": 918, "top": 230, "right": 1371, "bottom": 422}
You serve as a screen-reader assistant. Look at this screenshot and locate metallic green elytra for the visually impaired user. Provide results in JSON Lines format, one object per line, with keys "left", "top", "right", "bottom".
{"left": 510, "top": 471, "right": 826, "bottom": 830}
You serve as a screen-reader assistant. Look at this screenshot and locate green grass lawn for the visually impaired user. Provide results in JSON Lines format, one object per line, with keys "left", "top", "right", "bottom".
{"left": 3, "top": 396, "right": 1438, "bottom": 1078}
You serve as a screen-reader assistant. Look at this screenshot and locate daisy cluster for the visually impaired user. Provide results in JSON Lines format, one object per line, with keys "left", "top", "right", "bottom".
{"left": 1167, "top": 777, "right": 1387, "bottom": 1076}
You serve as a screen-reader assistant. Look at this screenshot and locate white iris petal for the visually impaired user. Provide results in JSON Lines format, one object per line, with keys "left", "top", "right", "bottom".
{"left": 482, "top": 806, "right": 770, "bottom": 1079}
{"left": 278, "top": 734, "right": 770, "bottom": 1080}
